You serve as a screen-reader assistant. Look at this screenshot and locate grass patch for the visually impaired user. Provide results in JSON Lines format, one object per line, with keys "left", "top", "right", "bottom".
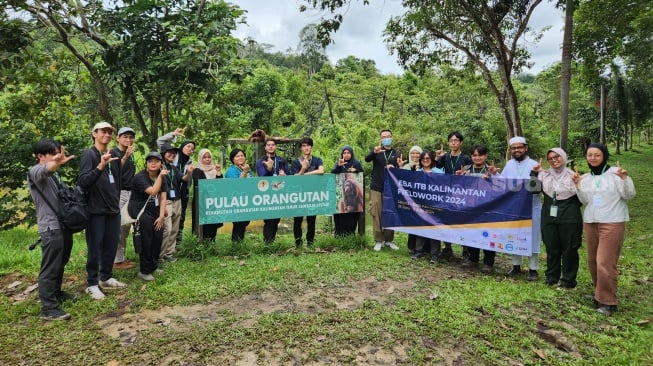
{"left": 1, "top": 144, "right": 652, "bottom": 364}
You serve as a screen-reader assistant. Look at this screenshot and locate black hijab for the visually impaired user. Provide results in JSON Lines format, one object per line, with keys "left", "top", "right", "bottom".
{"left": 586, "top": 143, "right": 610, "bottom": 175}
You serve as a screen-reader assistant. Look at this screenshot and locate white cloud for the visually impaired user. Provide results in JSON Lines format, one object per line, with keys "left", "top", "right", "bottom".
{"left": 230, "top": 0, "right": 564, "bottom": 75}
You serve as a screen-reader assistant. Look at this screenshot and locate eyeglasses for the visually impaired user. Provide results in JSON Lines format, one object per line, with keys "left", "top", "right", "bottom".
{"left": 547, "top": 155, "right": 561, "bottom": 162}
{"left": 510, "top": 145, "right": 526, "bottom": 151}
{"left": 448, "top": 138, "right": 461, "bottom": 143}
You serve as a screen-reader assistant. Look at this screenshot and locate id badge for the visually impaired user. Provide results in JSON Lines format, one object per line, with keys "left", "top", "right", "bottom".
{"left": 593, "top": 195, "right": 602, "bottom": 207}
{"left": 549, "top": 205, "right": 558, "bottom": 217}
{"left": 154, "top": 196, "right": 159, "bottom": 206}
{"left": 169, "top": 189, "right": 176, "bottom": 199}
{"left": 108, "top": 173, "right": 115, "bottom": 184}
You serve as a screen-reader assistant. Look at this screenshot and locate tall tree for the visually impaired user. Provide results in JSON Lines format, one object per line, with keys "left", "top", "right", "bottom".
{"left": 297, "top": 24, "right": 328, "bottom": 79}
{"left": 302, "top": 0, "right": 545, "bottom": 140}
{"left": 559, "top": 0, "right": 575, "bottom": 151}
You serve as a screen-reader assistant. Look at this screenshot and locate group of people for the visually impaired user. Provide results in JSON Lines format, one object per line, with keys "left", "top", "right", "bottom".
{"left": 28, "top": 124, "right": 635, "bottom": 321}
{"left": 369, "top": 129, "right": 635, "bottom": 316}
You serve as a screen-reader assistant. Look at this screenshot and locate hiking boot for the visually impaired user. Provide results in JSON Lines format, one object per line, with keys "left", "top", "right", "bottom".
{"left": 113, "top": 260, "right": 136, "bottom": 270}
{"left": 429, "top": 254, "right": 440, "bottom": 264}
{"left": 505, "top": 265, "right": 522, "bottom": 277}
{"left": 99, "top": 278, "right": 127, "bottom": 290}
{"left": 138, "top": 272, "right": 155, "bottom": 281}
{"left": 373, "top": 242, "right": 384, "bottom": 251}
{"left": 40, "top": 308, "right": 71, "bottom": 321}
{"left": 86, "top": 285, "right": 105, "bottom": 300}
{"left": 545, "top": 278, "right": 558, "bottom": 286}
{"left": 596, "top": 304, "right": 618, "bottom": 315}
{"left": 527, "top": 270, "right": 539, "bottom": 281}
{"left": 385, "top": 241, "right": 399, "bottom": 250}
{"left": 164, "top": 255, "right": 178, "bottom": 263}
{"left": 480, "top": 264, "right": 493, "bottom": 274}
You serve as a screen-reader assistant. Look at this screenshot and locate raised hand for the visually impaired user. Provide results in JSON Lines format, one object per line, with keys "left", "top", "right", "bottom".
{"left": 396, "top": 154, "right": 405, "bottom": 167}
{"left": 488, "top": 160, "right": 498, "bottom": 176}
{"left": 572, "top": 165, "right": 581, "bottom": 185}
{"left": 614, "top": 160, "right": 628, "bottom": 179}
{"left": 532, "top": 158, "right": 542, "bottom": 172}
{"left": 436, "top": 144, "right": 446, "bottom": 158}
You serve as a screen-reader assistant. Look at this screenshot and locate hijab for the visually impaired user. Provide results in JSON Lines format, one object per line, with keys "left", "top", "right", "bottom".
{"left": 404, "top": 145, "right": 423, "bottom": 170}
{"left": 586, "top": 143, "right": 610, "bottom": 175}
{"left": 541, "top": 147, "right": 576, "bottom": 200}
{"left": 197, "top": 148, "right": 218, "bottom": 179}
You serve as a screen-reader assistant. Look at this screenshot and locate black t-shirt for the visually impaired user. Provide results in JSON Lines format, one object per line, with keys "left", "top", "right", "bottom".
{"left": 435, "top": 152, "right": 472, "bottom": 174}
{"left": 129, "top": 170, "right": 169, "bottom": 218}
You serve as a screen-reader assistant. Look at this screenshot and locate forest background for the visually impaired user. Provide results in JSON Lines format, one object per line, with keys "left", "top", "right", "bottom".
{"left": 1, "top": 0, "right": 652, "bottom": 229}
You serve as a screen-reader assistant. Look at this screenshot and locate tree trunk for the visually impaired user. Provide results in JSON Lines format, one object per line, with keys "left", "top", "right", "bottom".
{"left": 559, "top": 0, "right": 574, "bottom": 151}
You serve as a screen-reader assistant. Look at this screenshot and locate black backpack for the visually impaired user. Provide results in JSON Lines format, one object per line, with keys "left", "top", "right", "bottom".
{"left": 29, "top": 175, "right": 89, "bottom": 233}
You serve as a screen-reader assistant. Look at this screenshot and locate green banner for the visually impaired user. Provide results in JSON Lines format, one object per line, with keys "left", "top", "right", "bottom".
{"left": 198, "top": 174, "right": 339, "bottom": 224}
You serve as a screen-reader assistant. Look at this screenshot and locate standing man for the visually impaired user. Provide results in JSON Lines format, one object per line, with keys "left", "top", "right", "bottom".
{"left": 291, "top": 137, "right": 324, "bottom": 248}
{"left": 78, "top": 122, "right": 126, "bottom": 301}
{"left": 159, "top": 143, "right": 193, "bottom": 262}
{"left": 28, "top": 139, "right": 75, "bottom": 320}
{"left": 365, "top": 129, "right": 401, "bottom": 251}
{"left": 435, "top": 131, "right": 473, "bottom": 262}
{"left": 500, "top": 136, "right": 542, "bottom": 281}
{"left": 256, "top": 138, "right": 289, "bottom": 243}
{"left": 113, "top": 127, "right": 136, "bottom": 270}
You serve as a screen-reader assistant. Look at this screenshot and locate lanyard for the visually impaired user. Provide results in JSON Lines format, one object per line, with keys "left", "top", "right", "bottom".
{"left": 382, "top": 150, "right": 393, "bottom": 164}
{"left": 591, "top": 165, "right": 608, "bottom": 189}
{"left": 449, "top": 153, "right": 461, "bottom": 171}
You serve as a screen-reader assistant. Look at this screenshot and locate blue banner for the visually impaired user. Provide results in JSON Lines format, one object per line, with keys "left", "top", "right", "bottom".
{"left": 382, "top": 169, "right": 534, "bottom": 255}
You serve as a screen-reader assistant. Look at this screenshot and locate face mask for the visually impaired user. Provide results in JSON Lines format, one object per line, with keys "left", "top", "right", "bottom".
{"left": 381, "top": 138, "right": 392, "bottom": 147}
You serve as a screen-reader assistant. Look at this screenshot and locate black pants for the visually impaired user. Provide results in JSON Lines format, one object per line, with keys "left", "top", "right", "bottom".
{"left": 467, "top": 247, "right": 496, "bottom": 266}
{"left": 294, "top": 216, "right": 316, "bottom": 246}
{"left": 415, "top": 237, "right": 439, "bottom": 255}
{"left": 263, "top": 218, "right": 281, "bottom": 243}
{"left": 201, "top": 223, "right": 223, "bottom": 242}
{"left": 543, "top": 222, "right": 582, "bottom": 287}
{"left": 232, "top": 221, "right": 250, "bottom": 242}
{"left": 139, "top": 213, "right": 163, "bottom": 275}
{"left": 333, "top": 213, "right": 359, "bottom": 236}
{"left": 39, "top": 228, "right": 73, "bottom": 311}
{"left": 85, "top": 213, "right": 120, "bottom": 286}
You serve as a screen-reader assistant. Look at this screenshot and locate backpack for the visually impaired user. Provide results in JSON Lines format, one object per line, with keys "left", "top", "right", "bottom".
{"left": 29, "top": 175, "right": 89, "bottom": 233}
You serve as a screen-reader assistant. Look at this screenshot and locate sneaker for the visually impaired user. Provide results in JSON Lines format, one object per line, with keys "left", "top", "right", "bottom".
{"left": 596, "top": 304, "right": 618, "bottom": 315}
{"left": 429, "top": 254, "right": 440, "bottom": 264}
{"left": 527, "top": 270, "right": 539, "bottom": 281}
{"left": 113, "top": 261, "right": 136, "bottom": 270}
{"left": 440, "top": 247, "right": 454, "bottom": 261}
{"left": 545, "top": 278, "right": 558, "bottom": 286}
{"left": 584, "top": 294, "right": 600, "bottom": 307}
{"left": 411, "top": 252, "right": 426, "bottom": 260}
{"left": 480, "top": 264, "right": 493, "bottom": 274}
{"left": 461, "top": 258, "right": 477, "bottom": 268}
{"left": 505, "top": 265, "right": 522, "bottom": 277}
{"left": 86, "top": 285, "right": 105, "bottom": 300}
{"left": 99, "top": 278, "right": 127, "bottom": 290}
{"left": 385, "top": 241, "right": 399, "bottom": 250}
{"left": 138, "top": 272, "right": 155, "bottom": 281}
{"left": 56, "top": 291, "right": 75, "bottom": 302}
{"left": 40, "top": 308, "right": 71, "bottom": 321}
{"left": 154, "top": 268, "right": 164, "bottom": 274}
{"left": 373, "top": 242, "right": 384, "bottom": 251}
{"left": 164, "top": 256, "right": 178, "bottom": 263}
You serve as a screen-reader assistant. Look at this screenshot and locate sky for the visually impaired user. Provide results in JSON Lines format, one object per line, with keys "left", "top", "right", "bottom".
{"left": 229, "top": 0, "right": 565, "bottom": 75}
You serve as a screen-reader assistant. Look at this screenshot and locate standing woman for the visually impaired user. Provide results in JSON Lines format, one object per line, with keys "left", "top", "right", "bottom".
{"left": 192, "top": 149, "right": 223, "bottom": 241}
{"left": 331, "top": 145, "right": 364, "bottom": 236}
{"left": 411, "top": 150, "right": 444, "bottom": 262}
{"left": 225, "top": 148, "right": 251, "bottom": 242}
{"left": 573, "top": 143, "right": 635, "bottom": 315}
{"left": 401, "top": 146, "right": 422, "bottom": 254}
{"left": 531, "top": 148, "right": 582, "bottom": 288}
{"left": 129, "top": 152, "right": 168, "bottom": 281}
